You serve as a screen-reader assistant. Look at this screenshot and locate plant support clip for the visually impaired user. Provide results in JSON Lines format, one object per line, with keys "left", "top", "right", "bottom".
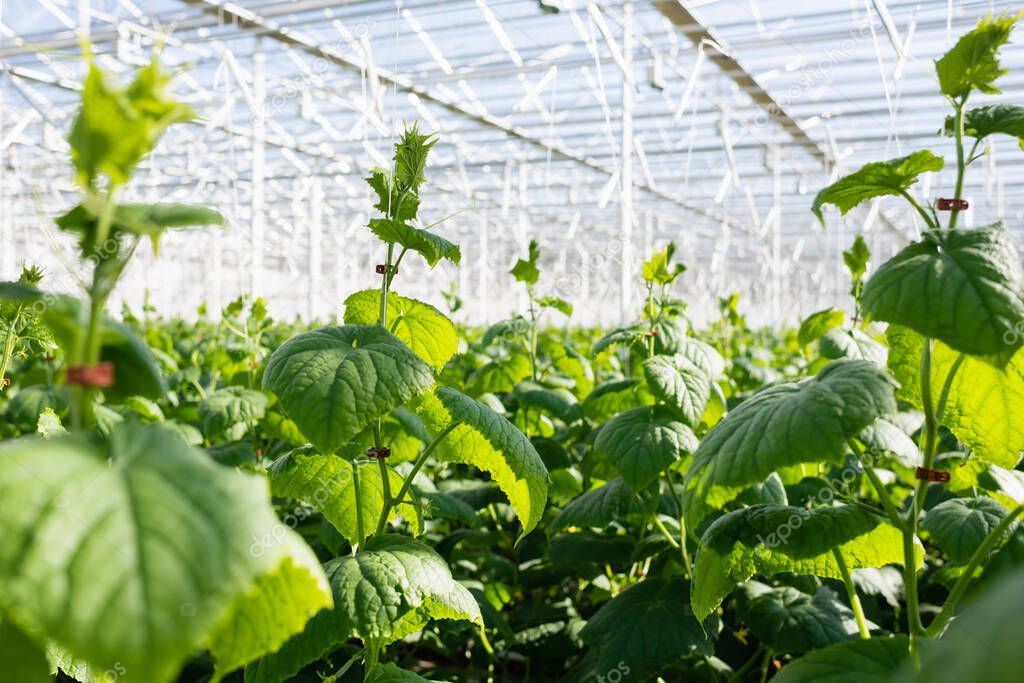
{"left": 914, "top": 467, "right": 950, "bottom": 483}
{"left": 367, "top": 446, "right": 391, "bottom": 459}
{"left": 936, "top": 198, "right": 969, "bottom": 211}
{"left": 375, "top": 264, "right": 398, "bottom": 275}
{"left": 66, "top": 362, "right": 115, "bottom": 388}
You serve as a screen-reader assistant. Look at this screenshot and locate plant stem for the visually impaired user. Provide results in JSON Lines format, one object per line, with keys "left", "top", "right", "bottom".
{"left": 375, "top": 421, "right": 460, "bottom": 533}
{"left": 727, "top": 644, "right": 765, "bottom": 683}
{"left": 925, "top": 502, "right": 1024, "bottom": 637}
{"left": 651, "top": 515, "right": 680, "bottom": 549}
{"left": 352, "top": 460, "right": 365, "bottom": 544}
{"left": 949, "top": 100, "right": 967, "bottom": 230}
{"left": 527, "top": 287, "right": 538, "bottom": 381}
{"left": 897, "top": 190, "right": 938, "bottom": 230}
{"left": 833, "top": 547, "right": 871, "bottom": 639}
{"left": 0, "top": 305, "right": 23, "bottom": 390}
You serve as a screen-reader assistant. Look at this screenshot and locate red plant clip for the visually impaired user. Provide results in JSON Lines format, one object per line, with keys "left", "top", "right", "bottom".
{"left": 915, "top": 467, "right": 950, "bottom": 483}
{"left": 367, "top": 446, "right": 391, "bottom": 459}
{"left": 375, "top": 264, "right": 398, "bottom": 275}
{"left": 2, "top": 378, "right": 9, "bottom": 388}
{"left": 66, "top": 362, "right": 115, "bottom": 388}
{"left": 937, "top": 198, "right": 969, "bottom": 211}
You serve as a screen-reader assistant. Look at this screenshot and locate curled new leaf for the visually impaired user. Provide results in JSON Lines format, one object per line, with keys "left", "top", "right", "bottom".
{"left": 811, "top": 151, "right": 943, "bottom": 224}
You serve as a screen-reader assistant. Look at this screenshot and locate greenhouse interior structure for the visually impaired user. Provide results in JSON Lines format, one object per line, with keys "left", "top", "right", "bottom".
{"left": 1, "top": 0, "right": 1024, "bottom": 682}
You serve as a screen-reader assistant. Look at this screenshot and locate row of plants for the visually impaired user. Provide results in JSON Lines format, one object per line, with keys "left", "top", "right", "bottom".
{"left": 1, "top": 12, "right": 1024, "bottom": 683}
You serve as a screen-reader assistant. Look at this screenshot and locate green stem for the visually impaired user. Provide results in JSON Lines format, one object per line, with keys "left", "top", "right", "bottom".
{"left": 897, "top": 189, "right": 938, "bottom": 229}
{"left": 926, "top": 503, "right": 1024, "bottom": 637}
{"left": 527, "top": 288, "right": 538, "bottom": 382}
{"left": 375, "top": 421, "right": 461, "bottom": 532}
{"left": 352, "top": 460, "right": 365, "bottom": 545}
{"left": 833, "top": 547, "right": 871, "bottom": 639}
{"left": 651, "top": 515, "right": 680, "bottom": 549}
{"left": 0, "top": 305, "right": 23, "bottom": 390}
{"left": 727, "top": 644, "right": 765, "bottom": 683}
{"left": 949, "top": 100, "right": 967, "bottom": 230}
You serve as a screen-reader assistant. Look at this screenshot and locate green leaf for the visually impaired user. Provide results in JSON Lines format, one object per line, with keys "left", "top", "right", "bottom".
{"left": 862, "top": 223, "right": 1024, "bottom": 362}
{"left": 0, "top": 616, "right": 50, "bottom": 683}
{"left": 0, "top": 281, "right": 43, "bottom": 302}
{"left": 642, "top": 242, "right": 686, "bottom": 285}
{"left": 199, "top": 386, "right": 268, "bottom": 440}
{"left": 69, "top": 58, "right": 194, "bottom": 187}
{"left": 692, "top": 504, "right": 915, "bottom": 621}
{"left": 921, "top": 496, "right": 1008, "bottom": 564}
{"left": 742, "top": 586, "right": 860, "bottom": 655}
{"left": 594, "top": 406, "right": 698, "bottom": 491}
{"left": 811, "top": 151, "right": 944, "bottom": 223}
{"left": 0, "top": 422, "right": 331, "bottom": 683}
{"left": 365, "top": 664, "right": 436, "bottom": 683}
{"left": 773, "top": 635, "right": 915, "bottom": 683}
{"left": 798, "top": 309, "right": 845, "bottom": 348}
{"left": 894, "top": 573, "right": 1024, "bottom": 683}
{"left": 393, "top": 126, "right": 437, "bottom": 193}
{"left": 935, "top": 12, "right": 1022, "bottom": 99}
{"left": 642, "top": 354, "right": 712, "bottom": 427}
{"left": 684, "top": 360, "right": 897, "bottom": 526}
{"left": 417, "top": 387, "right": 549, "bottom": 540}
{"left": 944, "top": 104, "right": 1024, "bottom": 149}
{"left": 367, "top": 168, "right": 419, "bottom": 221}
{"left": 856, "top": 417, "right": 919, "bottom": 468}
{"left": 481, "top": 316, "right": 530, "bottom": 347}
{"left": 886, "top": 325, "right": 1024, "bottom": 468}
{"left": 344, "top": 289, "right": 458, "bottom": 369}
{"left": 550, "top": 477, "right": 659, "bottom": 533}
{"left": 368, "top": 219, "right": 460, "bottom": 268}
{"left": 206, "top": 532, "right": 332, "bottom": 680}
{"left": 57, "top": 201, "right": 223, "bottom": 248}
{"left": 582, "top": 378, "right": 652, "bottom": 422}
{"left": 536, "top": 296, "right": 572, "bottom": 316}
{"left": 244, "top": 535, "right": 480, "bottom": 683}
{"left": 262, "top": 325, "right": 435, "bottom": 456}
{"left": 676, "top": 336, "right": 727, "bottom": 378}
{"left": 467, "top": 353, "right": 532, "bottom": 395}
{"left": 579, "top": 577, "right": 712, "bottom": 681}
{"left": 513, "top": 381, "right": 580, "bottom": 424}
{"left": 5, "top": 385, "right": 70, "bottom": 432}
{"left": 268, "top": 448, "right": 418, "bottom": 544}
{"left": 843, "top": 235, "right": 871, "bottom": 282}
{"left": 819, "top": 328, "right": 887, "bottom": 366}
{"left": 510, "top": 239, "right": 541, "bottom": 285}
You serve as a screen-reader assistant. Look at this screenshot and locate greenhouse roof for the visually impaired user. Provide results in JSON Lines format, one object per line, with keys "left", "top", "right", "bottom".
{"left": 1, "top": 0, "right": 1022, "bottom": 325}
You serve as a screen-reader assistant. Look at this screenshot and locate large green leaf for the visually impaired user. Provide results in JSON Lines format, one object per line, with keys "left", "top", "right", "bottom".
{"left": 582, "top": 378, "right": 652, "bottom": 422}
{"left": 267, "top": 447, "right": 419, "bottom": 543}
{"left": 5, "top": 385, "right": 70, "bottom": 432}
{"left": 0, "top": 616, "right": 49, "bottom": 683}
{"left": 676, "top": 336, "right": 727, "bottom": 378}
{"left": 819, "top": 329, "right": 887, "bottom": 366}
{"left": 343, "top": 289, "right": 458, "bottom": 369}
{"left": 691, "top": 505, "right": 915, "bottom": 621}
{"left": 199, "top": 386, "right": 268, "bottom": 440}
{"left": 921, "top": 496, "right": 1008, "bottom": 564}
{"left": 578, "top": 577, "right": 712, "bottom": 681}
{"left": 0, "top": 422, "right": 331, "bottom": 683}
{"left": 773, "top": 636, "right": 915, "bottom": 683}
{"left": 862, "top": 223, "right": 1024, "bottom": 362}
{"left": 244, "top": 535, "right": 480, "bottom": 683}
{"left": 683, "top": 360, "right": 896, "bottom": 526}
{"left": 899, "top": 572, "right": 1024, "bottom": 683}
{"left": 206, "top": 532, "right": 332, "bottom": 680}
{"left": 944, "top": 104, "right": 1024, "bottom": 149}
{"left": 642, "top": 354, "right": 712, "bottom": 427}
{"left": 467, "top": 353, "right": 532, "bottom": 394}
{"left": 935, "top": 12, "right": 1021, "bottom": 98}
{"left": 550, "top": 477, "right": 659, "bottom": 533}
{"left": 513, "top": 381, "right": 580, "bottom": 424}
{"left": 741, "top": 585, "right": 860, "bottom": 655}
{"left": 262, "top": 325, "right": 434, "bottom": 456}
{"left": 368, "top": 219, "right": 460, "bottom": 267}
{"left": 416, "top": 387, "right": 549, "bottom": 540}
{"left": 811, "top": 151, "right": 944, "bottom": 223}
{"left": 886, "top": 325, "right": 1024, "bottom": 468}
{"left": 594, "top": 406, "right": 698, "bottom": 491}
{"left": 798, "top": 308, "right": 845, "bottom": 348}
{"left": 365, "top": 664, "right": 436, "bottom": 683}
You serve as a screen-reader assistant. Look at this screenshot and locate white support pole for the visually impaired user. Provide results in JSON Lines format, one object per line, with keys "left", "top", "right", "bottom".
{"left": 619, "top": 1, "right": 635, "bottom": 324}
{"left": 308, "top": 175, "right": 323, "bottom": 321}
{"left": 250, "top": 36, "right": 266, "bottom": 296}
{"left": 478, "top": 209, "right": 489, "bottom": 322}
{"left": 771, "top": 145, "right": 782, "bottom": 324}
